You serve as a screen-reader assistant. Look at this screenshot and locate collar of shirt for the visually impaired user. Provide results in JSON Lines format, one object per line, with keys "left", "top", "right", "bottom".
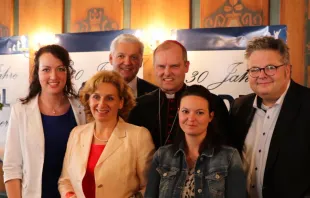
{"left": 173, "top": 140, "right": 215, "bottom": 158}
{"left": 127, "top": 77, "right": 138, "bottom": 97}
{"left": 165, "top": 93, "right": 175, "bottom": 99}
{"left": 252, "top": 80, "right": 291, "bottom": 110}
{"left": 160, "top": 84, "right": 187, "bottom": 100}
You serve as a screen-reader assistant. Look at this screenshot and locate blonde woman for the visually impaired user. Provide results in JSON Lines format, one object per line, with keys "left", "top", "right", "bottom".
{"left": 58, "top": 71, "right": 155, "bottom": 198}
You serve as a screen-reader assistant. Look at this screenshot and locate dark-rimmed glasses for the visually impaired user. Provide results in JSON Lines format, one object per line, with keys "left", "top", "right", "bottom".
{"left": 247, "top": 64, "right": 286, "bottom": 78}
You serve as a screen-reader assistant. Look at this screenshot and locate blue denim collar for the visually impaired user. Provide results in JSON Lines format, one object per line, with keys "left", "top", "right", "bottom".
{"left": 174, "top": 141, "right": 215, "bottom": 158}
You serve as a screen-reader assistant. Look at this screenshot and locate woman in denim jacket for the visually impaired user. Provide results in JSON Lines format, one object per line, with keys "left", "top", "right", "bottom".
{"left": 145, "top": 85, "right": 246, "bottom": 198}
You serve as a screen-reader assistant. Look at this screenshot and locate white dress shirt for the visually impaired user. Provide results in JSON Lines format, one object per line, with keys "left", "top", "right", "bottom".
{"left": 127, "top": 77, "right": 138, "bottom": 97}
{"left": 243, "top": 81, "right": 290, "bottom": 198}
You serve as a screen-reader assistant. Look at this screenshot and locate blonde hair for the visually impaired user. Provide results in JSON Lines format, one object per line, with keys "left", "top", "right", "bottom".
{"left": 245, "top": 36, "right": 290, "bottom": 64}
{"left": 80, "top": 71, "right": 136, "bottom": 122}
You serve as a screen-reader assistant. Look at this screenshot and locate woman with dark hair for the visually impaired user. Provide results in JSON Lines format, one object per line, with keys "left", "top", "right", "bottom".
{"left": 58, "top": 71, "right": 154, "bottom": 198}
{"left": 3, "top": 45, "right": 86, "bottom": 198}
{"left": 145, "top": 85, "right": 246, "bottom": 198}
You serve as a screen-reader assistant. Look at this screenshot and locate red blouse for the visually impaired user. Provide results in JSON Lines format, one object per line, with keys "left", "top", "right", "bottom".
{"left": 82, "top": 144, "right": 105, "bottom": 198}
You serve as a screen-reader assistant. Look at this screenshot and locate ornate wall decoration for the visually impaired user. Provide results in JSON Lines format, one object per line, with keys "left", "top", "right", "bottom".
{"left": 75, "top": 8, "right": 119, "bottom": 32}
{"left": 0, "top": 24, "right": 9, "bottom": 37}
{"left": 203, "top": 0, "right": 263, "bottom": 28}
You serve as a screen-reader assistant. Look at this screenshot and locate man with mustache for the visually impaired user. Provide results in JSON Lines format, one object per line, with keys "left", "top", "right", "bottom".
{"left": 128, "top": 40, "right": 229, "bottom": 149}
{"left": 229, "top": 36, "right": 310, "bottom": 197}
{"left": 80, "top": 34, "right": 157, "bottom": 97}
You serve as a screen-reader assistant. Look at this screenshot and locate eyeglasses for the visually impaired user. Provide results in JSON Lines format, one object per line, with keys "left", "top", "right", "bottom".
{"left": 247, "top": 64, "right": 286, "bottom": 78}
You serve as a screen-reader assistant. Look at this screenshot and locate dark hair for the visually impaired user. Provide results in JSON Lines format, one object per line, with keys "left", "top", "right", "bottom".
{"left": 174, "top": 85, "right": 223, "bottom": 153}
{"left": 20, "top": 44, "right": 77, "bottom": 104}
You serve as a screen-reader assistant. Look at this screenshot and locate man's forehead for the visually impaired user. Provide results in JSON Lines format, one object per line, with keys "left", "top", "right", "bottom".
{"left": 154, "top": 53, "right": 183, "bottom": 64}
{"left": 248, "top": 52, "right": 282, "bottom": 66}
{"left": 113, "top": 42, "right": 141, "bottom": 55}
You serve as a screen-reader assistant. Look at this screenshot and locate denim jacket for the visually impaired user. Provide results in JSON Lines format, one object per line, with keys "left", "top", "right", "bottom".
{"left": 145, "top": 143, "right": 246, "bottom": 198}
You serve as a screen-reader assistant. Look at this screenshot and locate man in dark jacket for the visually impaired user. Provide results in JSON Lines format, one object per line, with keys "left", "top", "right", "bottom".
{"left": 79, "top": 34, "right": 157, "bottom": 97}
{"left": 128, "top": 40, "right": 229, "bottom": 149}
{"left": 229, "top": 36, "right": 310, "bottom": 198}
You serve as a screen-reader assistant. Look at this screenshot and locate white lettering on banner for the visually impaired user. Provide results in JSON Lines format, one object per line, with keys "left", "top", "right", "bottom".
{"left": 0, "top": 54, "right": 29, "bottom": 157}
{"left": 73, "top": 61, "right": 110, "bottom": 81}
{"left": 184, "top": 50, "right": 253, "bottom": 109}
{"left": 185, "top": 50, "right": 252, "bottom": 97}
{"left": 0, "top": 64, "right": 18, "bottom": 80}
{"left": 186, "top": 62, "right": 248, "bottom": 88}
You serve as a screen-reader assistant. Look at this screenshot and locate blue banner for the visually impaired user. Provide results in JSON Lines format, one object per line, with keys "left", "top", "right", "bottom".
{"left": 56, "top": 29, "right": 135, "bottom": 52}
{"left": 0, "top": 36, "right": 29, "bottom": 55}
{"left": 177, "top": 25, "right": 287, "bottom": 51}
{"left": 55, "top": 25, "right": 286, "bottom": 53}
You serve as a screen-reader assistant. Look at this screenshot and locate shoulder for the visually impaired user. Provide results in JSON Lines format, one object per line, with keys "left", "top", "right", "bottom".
{"left": 233, "top": 93, "right": 256, "bottom": 106}
{"left": 136, "top": 89, "right": 159, "bottom": 106}
{"left": 218, "top": 145, "right": 239, "bottom": 155}
{"left": 121, "top": 121, "right": 151, "bottom": 136}
{"left": 138, "top": 78, "right": 158, "bottom": 88}
{"left": 68, "top": 97, "right": 83, "bottom": 109}
{"left": 212, "top": 145, "right": 240, "bottom": 165}
{"left": 290, "top": 80, "right": 310, "bottom": 98}
{"left": 11, "top": 97, "right": 38, "bottom": 113}
{"left": 231, "top": 93, "right": 255, "bottom": 113}
{"left": 70, "top": 122, "right": 93, "bottom": 137}
{"left": 11, "top": 101, "right": 25, "bottom": 110}
{"left": 123, "top": 121, "right": 145, "bottom": 131}
{"left": 154, "top": 144, "right": 175, "bottom": 159}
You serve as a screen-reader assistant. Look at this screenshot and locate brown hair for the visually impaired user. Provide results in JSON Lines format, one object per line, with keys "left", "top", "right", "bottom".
{"left": 245, "top": 36, "right": 290, "bottom": 64}
{"left": 79, "top": 70, "right": 136, "bottom": 122}
{"left": 20, "top": 44, "right": 76, "bottom": 104}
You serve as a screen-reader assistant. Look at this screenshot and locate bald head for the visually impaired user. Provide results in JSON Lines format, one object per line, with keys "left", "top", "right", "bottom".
{"left": 153, "top": 40, "right": 188, "bottom": 64}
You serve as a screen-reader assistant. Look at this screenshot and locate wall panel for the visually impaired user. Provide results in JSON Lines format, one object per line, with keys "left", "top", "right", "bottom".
{"left": 281, "top": 0, "right": 307, "bottom": 85}
{"left": 131, "top": 0, "right": 190, "bottom": 84}
{"left": 0, "top": 0, "right": 13, "bottom": 37}
{"left": 19, "top": 0, "right": 63, "bottom": 35}
{"left": 201, "top": 0, "right": 269, "bottom": 27}
{"left": 131, "top": 0, "right": 190, "bottom": 29}
{"left": 70, "top": 0, "right": 123, "bottom": 32}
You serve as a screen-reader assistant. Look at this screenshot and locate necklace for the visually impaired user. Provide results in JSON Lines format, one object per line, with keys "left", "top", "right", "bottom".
{"left": 93, "top": 132, "right": 109, "bottom": 143}
{"left": 40, "top": 95, "right": 64, "bottom": 114}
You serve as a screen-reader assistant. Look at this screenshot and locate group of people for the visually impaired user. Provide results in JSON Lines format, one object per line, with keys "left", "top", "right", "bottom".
{"left": 2, "top": 33, "right": 310, "bottom": 198}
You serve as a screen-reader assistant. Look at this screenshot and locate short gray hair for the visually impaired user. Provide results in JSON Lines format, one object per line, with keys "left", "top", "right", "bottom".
{"left": 110, "top": 34, "right": 144, "bottom": 55}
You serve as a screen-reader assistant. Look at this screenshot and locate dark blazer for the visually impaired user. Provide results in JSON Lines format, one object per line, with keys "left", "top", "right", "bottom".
{"left": 136, "top": 77, "right": 158, "bottom": 97}
{"left": 128, "top": 85, "right": 230, "bottom": 149}
{"left": 229, "top": 80, "right": 310, "bottom": 198}
{"left": 78, "top": 77, "right": 157, "bottom": 98}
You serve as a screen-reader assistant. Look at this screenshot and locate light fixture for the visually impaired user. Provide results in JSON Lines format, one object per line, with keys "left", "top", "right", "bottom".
{"left": 32, "top": 32, "right": 59, "bottom": 50}
{"left": 134, "top": 28, "right": 177, "bottom": 51}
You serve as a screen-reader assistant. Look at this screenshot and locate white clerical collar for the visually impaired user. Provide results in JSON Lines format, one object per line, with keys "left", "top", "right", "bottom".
{"left": 127, "top": 77, "right": 138, "bottom": 97}
{"left": 165, "top": 93, "right": 175, "bottom": 99}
